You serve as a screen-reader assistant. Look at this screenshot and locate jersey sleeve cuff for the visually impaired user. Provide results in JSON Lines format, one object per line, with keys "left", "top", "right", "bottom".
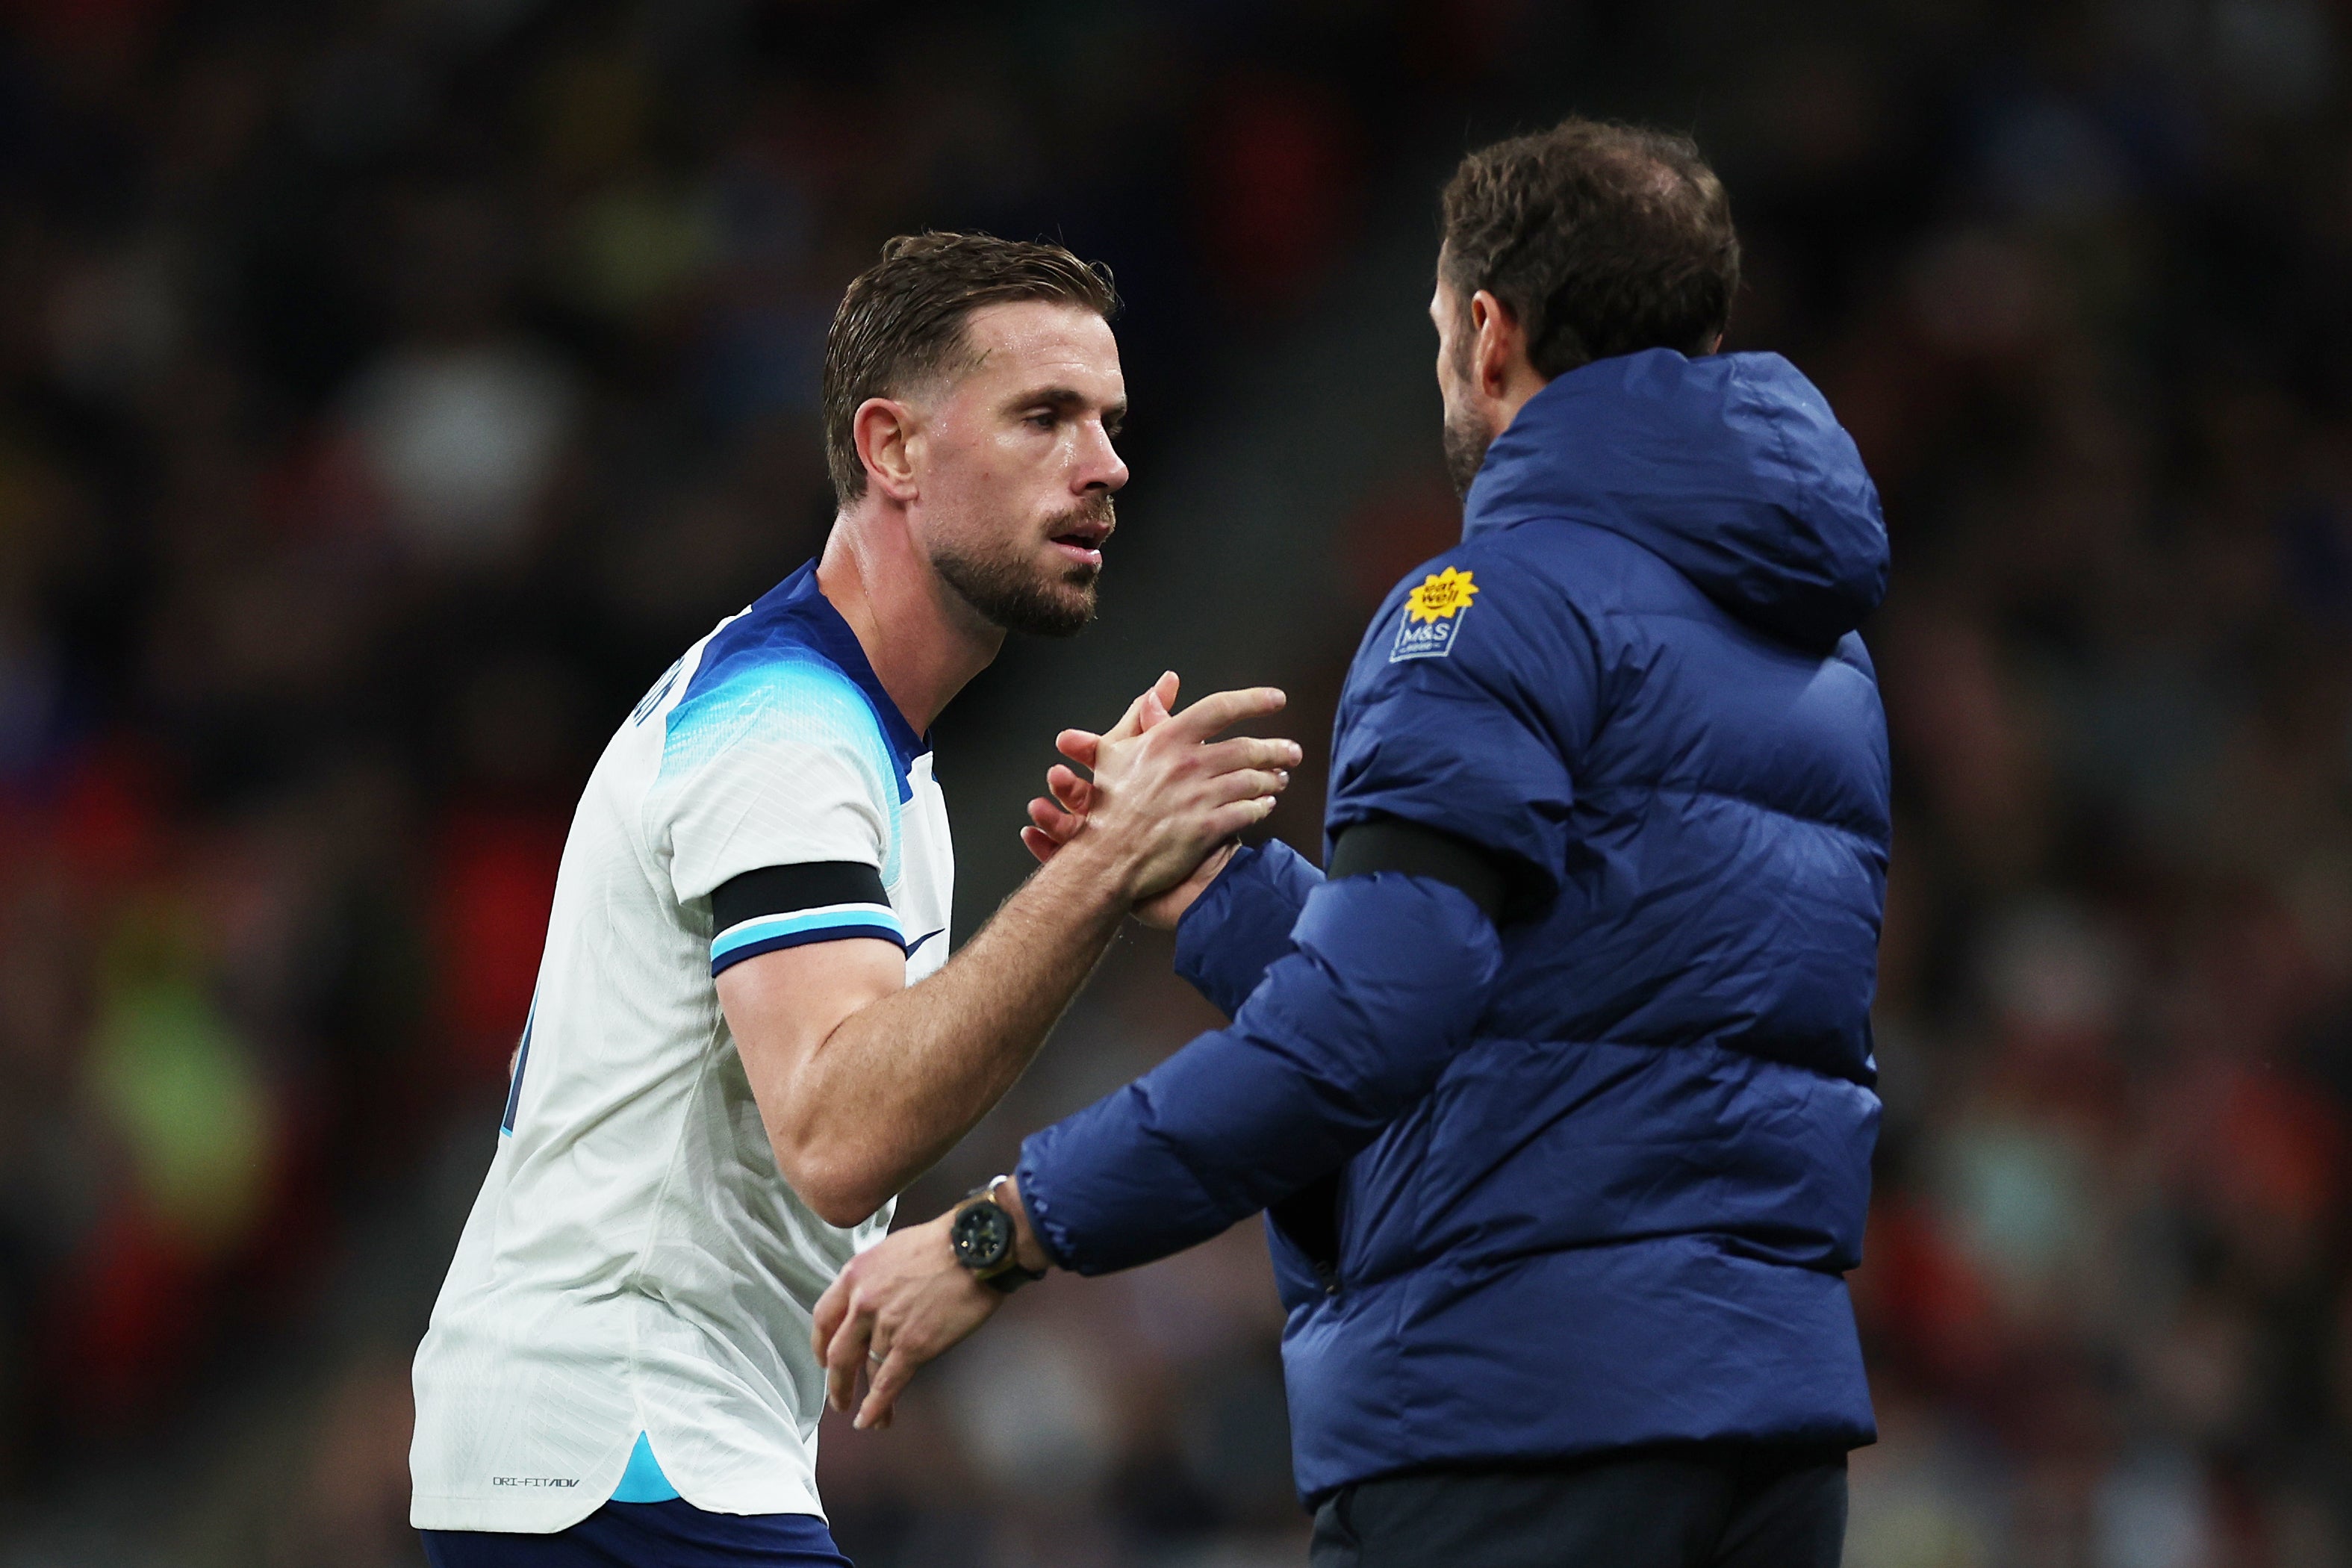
{"left": 707, "top": 862, "right": 906, "bottom": 977}
{"left": 710, "top": 903, "right": 906, "bottom": 974}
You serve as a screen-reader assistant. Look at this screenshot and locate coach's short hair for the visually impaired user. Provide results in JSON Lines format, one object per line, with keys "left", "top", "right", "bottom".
{"left": 821, "top": 231, "right": 1119, "bottom": 506}
{"left": 1440, "top": 117, "right": 1739, "bottom": 379}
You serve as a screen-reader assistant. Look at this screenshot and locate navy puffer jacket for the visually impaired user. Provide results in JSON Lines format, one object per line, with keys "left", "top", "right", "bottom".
{"left": 1019, "top": 349, "right": 1890, "bottom": 1500}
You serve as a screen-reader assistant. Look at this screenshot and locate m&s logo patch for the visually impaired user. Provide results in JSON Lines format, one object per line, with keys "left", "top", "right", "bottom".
{"left": 1390, "top": 567, "right": 1478, "bottom": 662}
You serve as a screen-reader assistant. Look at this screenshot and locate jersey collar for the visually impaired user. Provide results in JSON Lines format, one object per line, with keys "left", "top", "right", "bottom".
{"left": 771, "top": 561, "right": 933, "bottom": 772}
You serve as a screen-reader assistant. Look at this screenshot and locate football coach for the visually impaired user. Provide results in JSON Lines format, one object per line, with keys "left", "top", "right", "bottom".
{"left": 818, "top": 116, "right": 1891, "bottom": 1568}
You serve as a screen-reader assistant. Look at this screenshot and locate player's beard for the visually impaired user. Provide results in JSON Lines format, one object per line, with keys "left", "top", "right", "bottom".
{"left": 1442, "top": 397, "right": 1493, "bottom": 501}
{"left": 933, "top": 497, "right": 1111, "bottom": 638}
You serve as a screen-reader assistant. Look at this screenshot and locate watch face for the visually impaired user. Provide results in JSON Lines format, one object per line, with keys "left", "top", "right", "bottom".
{"left": 952, "top": 1201, "right": 1014, "bottom": 1272}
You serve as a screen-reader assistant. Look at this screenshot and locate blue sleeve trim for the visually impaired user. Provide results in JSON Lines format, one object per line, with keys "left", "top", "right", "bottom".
{"left": 710, "top": 903, "right": 906, "bottom": 975}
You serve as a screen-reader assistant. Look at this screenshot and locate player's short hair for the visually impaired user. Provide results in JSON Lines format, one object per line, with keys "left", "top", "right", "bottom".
{"left": 821, "top": 231, "right": 1120, "bottom": 506}
{"left": 1440, "top": 117, "right": 1739, "bottom": 379}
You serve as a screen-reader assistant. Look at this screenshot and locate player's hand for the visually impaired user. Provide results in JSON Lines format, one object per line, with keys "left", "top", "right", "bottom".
{"left": 1024, "top": 673, "right": 1228, "bottom": 927}
{"left": 1027, "top": 765, "right": 1236, "bottom": 930}
{"left": 1021, "top": 671, "right": 1176, "bottom": 858}
{"left": 810, "top": 1211, "right": 999, "bottom": 1431}
{"left": 1021, "top": 672, "right": 1295, "bottom": 911}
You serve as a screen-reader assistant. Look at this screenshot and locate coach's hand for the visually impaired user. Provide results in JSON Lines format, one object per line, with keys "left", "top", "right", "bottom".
{"left": 1021, "top": 673, "right": 1294, "bottom": 918}
{"left": 812, "top": 1211, "right": 997, "bottom": 1431}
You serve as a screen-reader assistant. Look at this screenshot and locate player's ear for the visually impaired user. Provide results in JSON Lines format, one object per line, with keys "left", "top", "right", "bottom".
{"left": 853, "top": 397, "right": 921, "bottom": 502}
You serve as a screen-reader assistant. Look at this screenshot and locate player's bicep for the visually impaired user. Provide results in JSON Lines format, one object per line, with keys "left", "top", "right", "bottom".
{"left": 721, "top": 932, "right": 905, "bottom": 1222}
{"left": 710, "top": 859, "right": 909, "bottom": 1113}
{"left": 718, "top": 934, "right": 906, "bottom": 1085}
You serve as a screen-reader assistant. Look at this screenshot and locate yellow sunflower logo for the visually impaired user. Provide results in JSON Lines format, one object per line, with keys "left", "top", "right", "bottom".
{"left": 1405, "top": 567, "right": 1478, "bottom": 623}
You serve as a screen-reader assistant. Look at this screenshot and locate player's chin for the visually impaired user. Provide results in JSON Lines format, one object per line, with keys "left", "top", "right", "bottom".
{"left": 1014, "top": 568, "right": 1098, "bottom": 638}
{"left": 1043, "top": 575, "right": 1099, "bottom": 633}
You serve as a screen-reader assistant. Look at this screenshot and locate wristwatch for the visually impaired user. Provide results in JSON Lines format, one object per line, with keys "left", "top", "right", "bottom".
{"left": 951, "top": 1176, "right": 1046, "bottom": 1294}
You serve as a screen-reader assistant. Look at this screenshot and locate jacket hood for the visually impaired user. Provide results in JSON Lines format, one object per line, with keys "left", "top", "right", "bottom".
{"left": 1463, "top": 349, "right": 1889, "bottom": 647}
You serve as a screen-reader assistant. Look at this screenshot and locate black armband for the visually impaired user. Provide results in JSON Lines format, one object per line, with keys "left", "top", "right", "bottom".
{"left": 708, "top": 861, "right": 903, "bottom": 976}
{"left": 1326, "top": 816, "right": 1508, "bottom": 921}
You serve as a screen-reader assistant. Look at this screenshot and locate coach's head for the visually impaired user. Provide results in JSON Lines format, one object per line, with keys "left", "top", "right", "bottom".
{"left": 1433, "top": 118, "right": 1741, "bottom": 499}
{"left": 824, "top": 232, "right": 1124, "bottom": 639}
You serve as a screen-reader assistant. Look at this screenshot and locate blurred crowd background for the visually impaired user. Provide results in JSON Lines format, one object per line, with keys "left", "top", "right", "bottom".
{"left": 0, "top": 0, "right": 2344, "bottom": 1564}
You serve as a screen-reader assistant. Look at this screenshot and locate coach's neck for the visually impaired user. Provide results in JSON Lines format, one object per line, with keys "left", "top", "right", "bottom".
{"left": 817, "top": 505, "right": 1004, "bottom": 737}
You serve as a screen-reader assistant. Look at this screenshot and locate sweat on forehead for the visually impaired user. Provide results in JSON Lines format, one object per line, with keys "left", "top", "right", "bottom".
{"left": 952, "top": 300, "right": 1120, "bottom": 376}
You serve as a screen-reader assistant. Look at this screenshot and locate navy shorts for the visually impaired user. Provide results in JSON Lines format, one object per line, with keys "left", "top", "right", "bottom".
{"left": 420, "top": 1500, "right": 853, "bottom": 1567}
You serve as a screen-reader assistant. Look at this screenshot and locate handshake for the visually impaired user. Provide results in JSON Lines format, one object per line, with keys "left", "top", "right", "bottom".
{"left": 811, "top": 671, "right": 1302, "bottom": 1430}
{"left": 1014, "top": 670, "right": 1303, "bottom": 930}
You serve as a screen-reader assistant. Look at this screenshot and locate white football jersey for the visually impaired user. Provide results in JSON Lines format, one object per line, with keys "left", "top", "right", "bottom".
{"left": 410, "top": 563, "right": 953, "bottom": 1532}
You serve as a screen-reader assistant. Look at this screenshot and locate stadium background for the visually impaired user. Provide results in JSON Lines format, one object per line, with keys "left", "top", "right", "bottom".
{"left": 0, "top": 0, "right": 2342, "bottom": 1563}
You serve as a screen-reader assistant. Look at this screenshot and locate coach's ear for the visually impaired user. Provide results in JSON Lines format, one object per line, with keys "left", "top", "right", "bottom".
{"left": 853, "top": 396, "right": 922, "bottom": 502}
{"left": 1467, "top": 289, "right": 1532, "bottom": 402}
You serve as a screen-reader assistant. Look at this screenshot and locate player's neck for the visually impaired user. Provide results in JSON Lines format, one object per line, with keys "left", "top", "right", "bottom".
{"left": 815, "top": 515, "right": 1004, "bottom": 735}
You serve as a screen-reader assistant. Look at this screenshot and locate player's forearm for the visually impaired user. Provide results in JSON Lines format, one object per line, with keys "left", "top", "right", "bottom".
{"left": 772, "top": 839, "right": 1132, "bottom": 1225}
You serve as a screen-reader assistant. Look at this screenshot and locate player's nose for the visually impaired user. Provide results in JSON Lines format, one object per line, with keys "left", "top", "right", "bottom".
{"left": 1078, "top": 419, "right": 1129, "bottom": 494}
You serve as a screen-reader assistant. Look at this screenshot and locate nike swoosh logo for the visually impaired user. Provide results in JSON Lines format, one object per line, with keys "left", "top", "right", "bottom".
{"left": 906, "top": 929, "right": 945, "bottom": 956}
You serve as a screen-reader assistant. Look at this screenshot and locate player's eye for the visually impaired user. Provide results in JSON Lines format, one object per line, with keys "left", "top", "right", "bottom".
{"left": 1025, "top": 411, "right": 1058, "bottom": 430}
